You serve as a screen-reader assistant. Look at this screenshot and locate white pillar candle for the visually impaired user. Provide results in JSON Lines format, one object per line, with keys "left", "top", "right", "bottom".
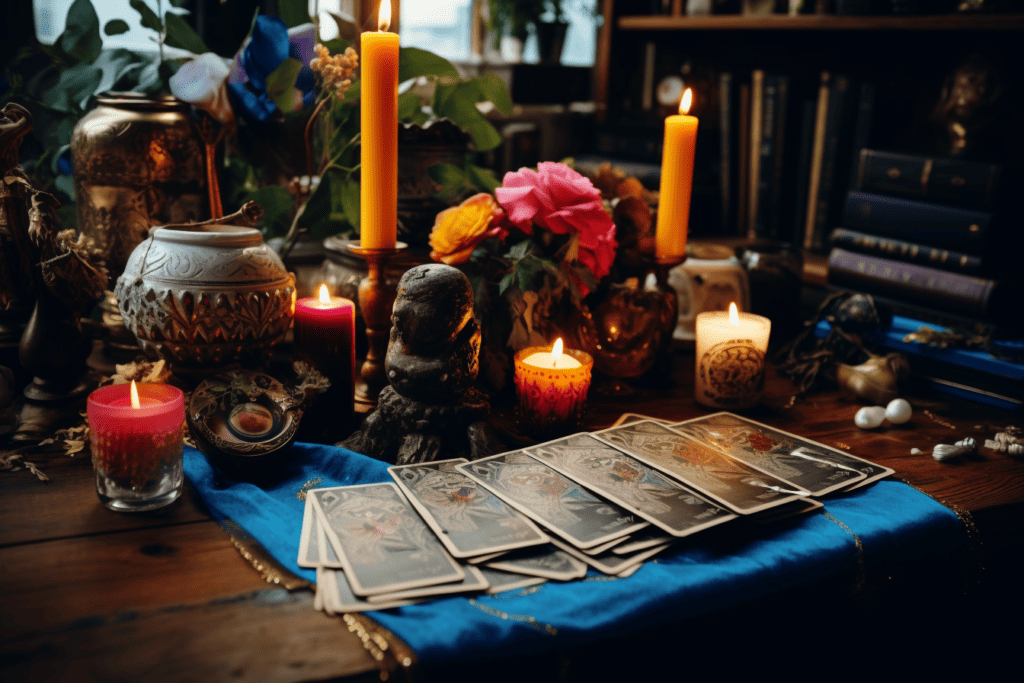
{"left": 695, "top": 303, "right": 771, "bottom": 410}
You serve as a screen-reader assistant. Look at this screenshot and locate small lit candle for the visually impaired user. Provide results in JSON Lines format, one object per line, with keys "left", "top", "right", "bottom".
{"left": 656, "top": 88, "right": 698, "bottom": 261}
{"left": 695, "top": 303, "right": 771, "bottom": 410}
{"left": 360, "top": 0, "right": 399, "bottom": 250}
{"left": 293, "top": 285, "right": 356, "bottom": 429}
{"left": 514, "top": 338, "right": 593, "bottom": 438}
{"left": 87, "top": 380, "right": 185, "bottom": 512}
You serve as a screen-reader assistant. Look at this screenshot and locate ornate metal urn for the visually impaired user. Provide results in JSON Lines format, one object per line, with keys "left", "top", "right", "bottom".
{"left": 114, "top": 225, "right": 295, "bottom": 369}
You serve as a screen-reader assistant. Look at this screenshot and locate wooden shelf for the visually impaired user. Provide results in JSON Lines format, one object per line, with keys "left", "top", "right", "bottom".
{"left": 618, "top": 13, "right": 1024, "bottom": 31}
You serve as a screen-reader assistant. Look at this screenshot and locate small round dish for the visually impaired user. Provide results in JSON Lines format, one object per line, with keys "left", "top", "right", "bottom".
{"left": 187, "top": 369, "right": 303, "bottom": 481}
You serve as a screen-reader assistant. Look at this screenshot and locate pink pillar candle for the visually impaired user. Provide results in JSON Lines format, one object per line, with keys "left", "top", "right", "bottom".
{"left": 293, "top": 293, "right": 356, "bottom": 420}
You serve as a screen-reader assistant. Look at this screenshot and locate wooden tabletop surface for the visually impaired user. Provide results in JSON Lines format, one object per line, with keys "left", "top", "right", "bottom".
{"left": 2, "top": 352, "right": 1022, "bottom": 682}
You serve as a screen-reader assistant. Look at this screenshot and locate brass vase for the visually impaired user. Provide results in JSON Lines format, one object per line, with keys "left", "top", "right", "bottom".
{"left": 72, "top": 92, "right": 208, "bottom": 283}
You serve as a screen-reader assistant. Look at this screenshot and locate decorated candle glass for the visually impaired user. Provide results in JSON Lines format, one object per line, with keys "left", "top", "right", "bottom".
{"left": 694, "top": 303, "right": 771, "bottom": 410}
{"left": 514, "top": 339, "right": 594, "bottom": 439}
{"left": 87, "top": 381, "right": 185, "bottom": 512}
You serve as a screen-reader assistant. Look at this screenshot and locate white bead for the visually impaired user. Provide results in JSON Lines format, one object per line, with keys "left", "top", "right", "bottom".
{"left": 885, "top": 398, "right": 912, "bottom": 425}
{"left": 854, "top": 406, "right": 886, "bottom": 429}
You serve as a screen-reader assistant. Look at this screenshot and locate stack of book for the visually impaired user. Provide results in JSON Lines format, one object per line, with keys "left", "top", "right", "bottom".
{"left": 825, "top": 149, "right": 1022, "bottom": 328}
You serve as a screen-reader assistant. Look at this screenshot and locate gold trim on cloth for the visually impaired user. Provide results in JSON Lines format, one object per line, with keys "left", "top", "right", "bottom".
{"left": 822, "top": 510, "right": 866, "bottom": 594}
{"left": 343, "top": 613, "right": 419, "bottom": 682}
{"left": 219, "top": 519, "right": 313, "bottom": 591}
{"left": 468, "top": 597, "right": 558, "bottom": 636}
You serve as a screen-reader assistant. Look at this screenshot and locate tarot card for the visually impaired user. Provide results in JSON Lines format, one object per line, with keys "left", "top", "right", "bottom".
{"left": 484, "top": 544, "right": 588, "bottom": 580}
{"left": 672, "top": 413, "right": 870, "bottom": 495}
{"left": 310, "top": 483, "right": 464, "bottom": 597}
{"left": 322, "top": 568, "right": 422, "bottom": 612}
{"left": 297, "top": 497, "right": 319, "bottom": 568}
{"left": 467, "top": 551, "right": 507, "bottom": 564}
{"left": 525, "top": 434, "right": 738, "bottom": 537}
{"left": 611, "top": 413, "right": 672, "bottom": 428}
{"left": 549, "top": 537, "right": 669, "bottom": 576}
{"left": 367, "top": 564, "right": 489, "bottom": 603}
{"left": 479, "top": 567, "right": 547, "bottom": 594}
{"left": 747, "top": 498, "right": 824, "bottom": 525}
{"left": 611, "top": 526, "right": 675, "bottom": 555}
{"left": 594, "top": 421, "right": 808, "bottom": 515}
{"left": 616, "top": 561, "right": 643, "bottom": 578}
{"left": 314, "top": 568, "right": 324, "bottom": 612}
{"left": 389, "top": 458, "right": 549, "bottom": 559}
{"left": 457, "top": 451, "right": 648, "bottom": 550}
{"left": 580, "top": 535, "right": 629, "bottom": 555}
{"left": 317, "top": 521, "right": 343, "bottom": 568}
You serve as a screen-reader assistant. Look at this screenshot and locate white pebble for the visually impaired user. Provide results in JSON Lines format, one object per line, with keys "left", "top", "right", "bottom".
{"left": 885, "top": 398, "right": 913, "bottom": 425}
{"left": 854, "top": 406, "right": 886, "bottom": 429}
{"left": 911, "top": 448, "right": 921, "bottom": 455}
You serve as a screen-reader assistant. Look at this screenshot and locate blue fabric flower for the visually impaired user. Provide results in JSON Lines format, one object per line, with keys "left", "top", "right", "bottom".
{"left": 227, "top": 17, "right": 318, "bottom": 123}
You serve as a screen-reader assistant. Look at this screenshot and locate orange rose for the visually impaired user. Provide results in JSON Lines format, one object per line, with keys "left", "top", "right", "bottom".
{"left": 429, "top": 193, "right": 507, "bottom": 265}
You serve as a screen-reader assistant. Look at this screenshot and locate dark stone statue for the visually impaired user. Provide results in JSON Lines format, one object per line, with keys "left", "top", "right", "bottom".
{"left": 339, "top": 264, "right": 503, "bottom": 464}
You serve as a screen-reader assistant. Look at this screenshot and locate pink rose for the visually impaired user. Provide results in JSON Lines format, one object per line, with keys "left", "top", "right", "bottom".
{"left": 495, "top": 162, "right": 618, "bottom": 284}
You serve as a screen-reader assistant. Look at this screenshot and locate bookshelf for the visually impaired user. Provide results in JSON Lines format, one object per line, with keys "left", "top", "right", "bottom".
{"left": 617, "top": 14, "right": 1024, "bottom": 31}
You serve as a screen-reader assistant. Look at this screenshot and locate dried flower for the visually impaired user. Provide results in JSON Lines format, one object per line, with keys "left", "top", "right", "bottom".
{"left": 311, "top": 44, "right": 359, "bottom": 100}
{"left": 429, "top": 193, "right": 508, "bottom": 265}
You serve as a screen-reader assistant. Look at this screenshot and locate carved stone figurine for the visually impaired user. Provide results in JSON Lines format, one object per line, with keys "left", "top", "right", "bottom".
{"left": 340, "top": 264, "right": 503, "bottom": 465}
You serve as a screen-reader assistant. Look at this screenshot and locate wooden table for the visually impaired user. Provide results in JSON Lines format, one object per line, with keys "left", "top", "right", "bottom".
{"left": 2, "top": 354, "right": 1022, "bottom": 682}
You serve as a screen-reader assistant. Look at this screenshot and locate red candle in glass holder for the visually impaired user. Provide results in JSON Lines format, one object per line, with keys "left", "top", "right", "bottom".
{"left": 514, "top": 338, "right": 594, "bottom": 439}
{"left": 88, "top": 381, "right": 185, "bottom": 511}
{"left": 293, "top": 284, "right": 356, "bottom": 425}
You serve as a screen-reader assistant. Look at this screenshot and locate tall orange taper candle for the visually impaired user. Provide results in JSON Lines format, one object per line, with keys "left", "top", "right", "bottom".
{"left": 360, "top": 0, "right": 399, "bottom": 250}
{"left": 655, "top": 88, "right": 698, "bottom": 261}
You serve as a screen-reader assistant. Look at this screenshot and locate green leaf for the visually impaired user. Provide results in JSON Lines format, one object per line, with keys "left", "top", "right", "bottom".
{"left": 55, "top": 174, "right": 76, "bottom": 203}
{"left": 265, "top": 57, "right": 303, "bottom": 113}
{"left": 326, "top": 11, "right": 359, "bottom": 40}
{"left": 130, "top": 0, "right": 163, "bottom": 33}
{"left": 104, "top": 19, "right": 130, "bottom": 36}
{"left": 45, "top": 63, "right": 102, "bottom": 113}
{"left": 499, "top": 271, "right": 515, "bottom": 296}
{"left": 60, "top": 0, "right": 102, "bottom": 63}
{"left": 467, "top": 164, "right": 500, "bottom": 192}
{"left": 337, "top": 177, "right": 360, "bottom": 233}
{"left": 299, "top": 173, "right": 332, "bottom": 232}
{"left": 278, "top": 0, "right": 311, "bottom": 28}
{"left": 245, "top": 186, "right": 294, "bottom": 239}
{"left": 506, "top": 239, "right": 532, "bottom": 262}
{"left": 398, "top": 91, "right": 423, "bottom": 121}
{"left": 474, "top": 73, "right": 513, "bottom": 115}
{"left": 93, "top": 49, "right": 141, "bottom": 95}
{"left": 398, "top": 47, "right": 460, "bottom": 84}
{"left": 164, "top": 12, "right": 208, "bottom": 54}
{"left": 427, "top": 163, "right": 467, "bottom": 188}
{"left": 431, "top": 81, "right": 504, "bottom": 151}
{"left": 135, "top": 57, "right": 162, "bottom": 93}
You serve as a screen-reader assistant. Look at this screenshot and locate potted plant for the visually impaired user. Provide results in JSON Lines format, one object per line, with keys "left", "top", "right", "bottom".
{"left": 487, "top": 0, "right": 572, "bottom": 64}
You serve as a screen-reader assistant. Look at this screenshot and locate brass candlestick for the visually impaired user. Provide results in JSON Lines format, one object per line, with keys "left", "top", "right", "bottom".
{"left": 347, "top": 241, "right": 408, "bottom": 407}
{"left": 650, "top": 254, "right": 687, "bottom": 384}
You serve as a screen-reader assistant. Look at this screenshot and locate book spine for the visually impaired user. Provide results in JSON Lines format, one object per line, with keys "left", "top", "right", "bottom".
{"left": 803, "top": 71, "right": 831, "bottom": 251}
{"left": 827, "top": 247, "right": 998, "bottom": 317}
{"left": 828, "top": 228, "right": 984, "bottom": 275}
{"left": 747, "top": 69, "right": 765, "bottom": 239}
{"left": 754, "top": 74, "right": 777, "bottom": 239}
{"left": 857, "top": 149, "right": 1002, "bottom": 208}
{"left": 770, "top": 75, "right": 791, "bottom": 242}
{"left": 792, "top": 98, "right": 817, "bottom": 249}
{"left": 719, "top": 72, "right": 733, "bottom": 235}
{"left": 808, "top": 73, "right": 855, "bottom": 252}
{"left": 842, "top": 190, "right": 993, "bottom": 253}
{"left": 737, "top": 81, "right": 751, "bottom": 236}
{"left": 845, "top": 82, "right": 876, "bottom": 195}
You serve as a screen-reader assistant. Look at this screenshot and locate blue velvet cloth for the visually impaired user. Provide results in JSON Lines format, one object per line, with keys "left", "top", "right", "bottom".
{"left": 183, "top": 442, "right": 966, "bottom": 665}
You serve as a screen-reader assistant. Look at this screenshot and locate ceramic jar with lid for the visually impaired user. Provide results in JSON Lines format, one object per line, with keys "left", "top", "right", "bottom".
{"left": 114, "top": 225, "right": 295, "bottom": 369}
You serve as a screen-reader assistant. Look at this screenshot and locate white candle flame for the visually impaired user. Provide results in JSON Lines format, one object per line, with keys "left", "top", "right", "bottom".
{"left": 729, "top": 302, "right": 739, "bottom": 325}
{"left": 552, "top": 338, "right": 564, "bottom": 368}
{"left": 130, "top": 380, "right": 141, "bottom": 410}
{"left": 378, "top": 0, "right": 391, "bottom": 31}
{"left": 318, "top": 284, "right": 331, "bottom": 304}
{"left": 680, "top": 88, "right": 693, "bottom": 115}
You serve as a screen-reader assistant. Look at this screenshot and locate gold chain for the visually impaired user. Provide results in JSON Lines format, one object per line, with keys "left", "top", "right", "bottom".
{"left": 342, "top": 613, "right": 418, "bottom": 682}
{"left": 296, "top": 477, "right": 323, "bottom": 501}
{"left": 468, "top": 598, "right": 558, "bottom": 636}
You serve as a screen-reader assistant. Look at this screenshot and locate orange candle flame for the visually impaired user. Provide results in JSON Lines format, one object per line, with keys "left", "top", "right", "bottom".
{"left": 552, "top": 338, "right": 564, "bottom": 368}
{"left": 378, "top": 0, "right": 391, "bottom": 31}
{"left": 680, "top": 88, "right": 693, "bottom": 115}
{"left": 729, "top": 302, "right": 739, "bottom": 325}
{"left": 319, "top": 284, "right": 331, "bottom": 304}
{"left": 130, "top": 380, "right": 141, "bottom": 410}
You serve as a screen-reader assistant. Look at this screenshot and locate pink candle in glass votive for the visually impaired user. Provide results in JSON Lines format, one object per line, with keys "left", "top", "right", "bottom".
{"left": 293, "top": 284, "right": 356, "bottom": 429}
{"left": 514, "top": 338, "right": 593, "bottom": 439}
{"left": 88, "top": 381, "right": 185, "bottom": 512}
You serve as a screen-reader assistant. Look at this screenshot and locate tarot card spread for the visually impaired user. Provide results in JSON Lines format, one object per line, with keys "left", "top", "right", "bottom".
{"left": 484, "top": 544, "right": 588, "bottom": 580}
{"left": 525, "top": 434, "right": 737, "bottom": 537}
{"left": 595, "top": 421, "right": 808, "bottom": 515}
{"left": 673, "top": 413, "right": 893, "bottom": 490}
{"left": 457, "top": 451, "right": 649, "bottom": 549}
{"left": 389, "top": 458, "right": 549, "bottom": 559}
{"left": 310, "top": 483, "right": 465, "bottom": 597}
